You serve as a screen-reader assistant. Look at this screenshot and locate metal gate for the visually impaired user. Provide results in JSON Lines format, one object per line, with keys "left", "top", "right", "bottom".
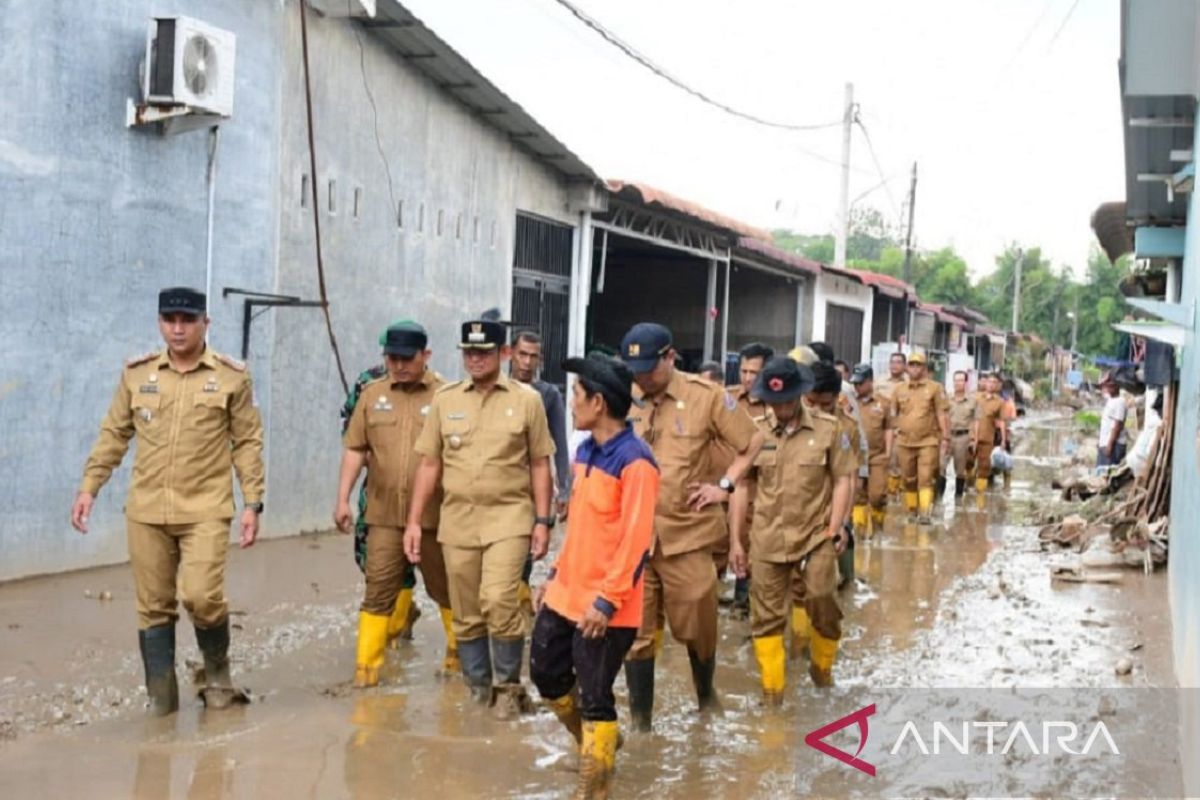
{"left": 824, "top": 302, "right": 864, "bottom": 363}
{"left": 511, "top": 214, "right": 573, "bottom": 389}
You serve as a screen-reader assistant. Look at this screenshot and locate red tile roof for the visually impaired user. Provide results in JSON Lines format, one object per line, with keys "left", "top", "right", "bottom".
{"left": 733, "top": 237, "right": 822, "bottom": 275}
{"left": 607, "top": 180, "right": 771, "bottom": 240}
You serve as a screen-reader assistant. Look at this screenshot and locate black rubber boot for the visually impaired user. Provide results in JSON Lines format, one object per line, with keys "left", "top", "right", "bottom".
{"left": 687, "top": 648, "right": 721, "bottom": 713}
{"left": 955, "top": 478, "right": 966, "bottom": 499}
{"left": 624, "top": 658, "right": 655, "bottom": 732}
{"left": 138, "top": 625, "right": 179, "bottom": 717}
{"left": 458, "top": 636, "right": 494, "bottom": 704}
{"left": 837, "top": 531, "right": 855, "bottom": 589}
{"left": 935, "top": 475, "right": 947, "bottom": 503}
{"left": 195, "top": 619, "right": 241, "bottom": 709}
{"left": 732, "top": 577, "right": 750, "bottom": 619}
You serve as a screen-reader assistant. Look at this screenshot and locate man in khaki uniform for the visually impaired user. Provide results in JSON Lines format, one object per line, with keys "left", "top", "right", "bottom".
{"left": 946, "top": 370, "right": 979, "bottom": 501}
{"left": 876, "top": 352, "right": 908, "bottom": 497}
{"left": 335, "top": 321, "right": 455, "bottom": 688}
{"left": 973, "top": 373, "right": 1008, "bottom": 502}
{"left": 620, "top": 323, "right": 763, "bottom": 730}
{"left": 888, "top": 351, "right": 950, "bottom": 523}
{"left": 729, "top": 357, "right": 854, "bottom": 700}
{"left": 849, "top": 364, "right": 892, "bottom": 534}
{"left": 405, "top": 318, "right": 555, "bottom": 718}
{"left": 71, "top": 287, "right": 264, "bottom": 716}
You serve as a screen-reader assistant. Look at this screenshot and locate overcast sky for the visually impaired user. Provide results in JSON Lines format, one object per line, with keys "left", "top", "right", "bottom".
{"left": 402, "top": 0, "right": 1123, "bottom": 279}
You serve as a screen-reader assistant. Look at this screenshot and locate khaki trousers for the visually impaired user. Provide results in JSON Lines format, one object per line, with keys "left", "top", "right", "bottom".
{"left": 854, "top": 460, "right": 888, "bottom": 509}
{"left": 758, "top": 538, "right": 840, "bottom": 640}
{"left": 443, "top": 535, "right": 529, "bottom": 641}
{"left": 975, "top": 442, "right": 995, "bottom": 480}
{"left": 627, "top": 547, "right": 718, "bottom": 662}
{"left": 898, "top": 444, "right": 940, "bottom": 492}
{"left": 127, "top": 519, "right": 230, "bottom": 629}
{"left": 362, "top": 526, "right": 450, "bottom": 615}
{"left": 950, "top": 434, "right": 974, "bottom": 479}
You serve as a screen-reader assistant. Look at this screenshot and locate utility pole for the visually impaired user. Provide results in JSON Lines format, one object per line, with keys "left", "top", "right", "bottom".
{"left": 1011, "top": 249, "right": 1024, "bottom": 334}
{"left": 834, "top": 82, "right": 854, "bottom": 268}
{"left": 902, "top": 161, "right": 918, "bottom": 285}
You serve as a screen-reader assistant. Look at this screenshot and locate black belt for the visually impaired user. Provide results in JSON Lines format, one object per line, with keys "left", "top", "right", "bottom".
{"left": 951, "top": 429, "right": 970, "bottom": 435}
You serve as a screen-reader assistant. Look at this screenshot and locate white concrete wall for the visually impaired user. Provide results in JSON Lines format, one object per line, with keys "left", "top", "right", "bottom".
{"left": 810, "top": 272, "right": 875, "bottom": 361}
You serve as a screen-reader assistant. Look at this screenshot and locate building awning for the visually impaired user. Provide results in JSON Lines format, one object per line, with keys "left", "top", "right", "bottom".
{"left": 606, "top": 181, "right": 770, "bottom": 240}
{"left": 733, "top": 237, "right": 822, "bottom": 276}
{"left": 852, "top": 270, "right": 915, "bottom": 300}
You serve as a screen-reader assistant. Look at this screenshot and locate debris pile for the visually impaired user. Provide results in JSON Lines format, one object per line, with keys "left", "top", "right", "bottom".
{"left": 1038, "top": 391, "right": 1175, "bottom": 581}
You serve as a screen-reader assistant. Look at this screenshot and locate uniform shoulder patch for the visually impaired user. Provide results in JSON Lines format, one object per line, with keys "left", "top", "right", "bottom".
{"left": 723, "top": 391, "right": 738, "bottom": 411}
{"left": 213, "top": 352, "right": 247, "bottom": 372}
{"left": 125, "top": 350, "right": 159, "bottom": 368}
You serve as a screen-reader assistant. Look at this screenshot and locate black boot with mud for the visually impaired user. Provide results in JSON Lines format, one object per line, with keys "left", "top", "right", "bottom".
{"left": 457, "top": 636, "right": 494, "bottom": 704}
{"left": 138, "top": 624, "right": 179, "bottom": 717}
{"left": 955, "top": 477, "right": 966, "bottom": 499}
{"left": 195, "top": 619, "right": 249, "bottom": 709}
{"left": 687, "top": 649, "right": 721, "bottom": 714}
{"left": 623, "top": 658, "right": 655, "bottom": 732}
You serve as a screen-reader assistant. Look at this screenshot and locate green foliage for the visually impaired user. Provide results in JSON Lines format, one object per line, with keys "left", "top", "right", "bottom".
{"left": 1075, "top": 410, "right": 1101, "bottom": 431}
{"left": 772, "top": 212, "right": 1133, "bottom": 360}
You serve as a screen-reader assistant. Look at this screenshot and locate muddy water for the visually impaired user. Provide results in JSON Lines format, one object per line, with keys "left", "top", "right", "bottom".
{"left": 0, "top": 414, "right": 1177, "bottom": 798}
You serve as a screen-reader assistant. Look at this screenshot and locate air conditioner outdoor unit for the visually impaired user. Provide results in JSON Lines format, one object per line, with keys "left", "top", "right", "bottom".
{"left": 143, "top": 16, "right": 236, "bottom": 117}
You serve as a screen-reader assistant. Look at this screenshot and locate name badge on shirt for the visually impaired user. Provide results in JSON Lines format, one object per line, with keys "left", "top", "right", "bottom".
{"left": 203, "top": 380, "right": 219, "bottom": 393}
{"left": 138, "top": 384, "right": 159, "bottom": 394}
{"left": 447, "top": 412, "right": 466, "bottom": 420}
{"left": 373, "top": 397, "right": 393, "bottom": 411}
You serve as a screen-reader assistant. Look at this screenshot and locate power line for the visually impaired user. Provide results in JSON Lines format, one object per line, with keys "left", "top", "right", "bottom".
{"left": 548, "top": 0, "right": 843, "bottom": 133}
{"left": 1047, "top": 0, "right": 1083, "bottom": 50}
{"left": 853, "top": 117, "right": 903, "bottom": 224}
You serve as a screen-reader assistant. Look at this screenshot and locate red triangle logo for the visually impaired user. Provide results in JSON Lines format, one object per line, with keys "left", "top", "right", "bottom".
{"left": 804, "top": 703, "right": 877, "bottom": 776}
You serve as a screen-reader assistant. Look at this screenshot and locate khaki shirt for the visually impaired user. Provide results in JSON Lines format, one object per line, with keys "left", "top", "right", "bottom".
{"left": 856, "top": 392, "right": 891, "bottom": 463}
{"left": 707, "top": 385, "right": 760, "bottom": 481}
{"left": 343, "top": 369, "right": 444, "bottom": 529}
{"left": 876, "top": 373, "right": 907, "bottom": 399}
{"left": 834, "top": 401, "right": 862, "bottom": 472}
{"left": 80, "top": 349, "right": 264, "bottom": 524}
{"left": 973, "top": 392, "right": 1005, "bottom": 446}
{"left": 948, "top": 394, "right": 978, "bottom": 434}
{"left": 414, "top": 374, "right": 554, "bottom": 546}
{"left": 746, "top": 405, "right": 856, "bottom": 563}
{"left": 630, "top": 371, "right": 756, "bottom": 556}
{"left": 890, "top": 378, "right": 949, "bottom": 448}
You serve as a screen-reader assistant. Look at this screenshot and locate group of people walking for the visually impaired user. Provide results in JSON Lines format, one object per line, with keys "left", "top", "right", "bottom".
{"left": 71, "top": 286, "right": 1015, "bottom": 798}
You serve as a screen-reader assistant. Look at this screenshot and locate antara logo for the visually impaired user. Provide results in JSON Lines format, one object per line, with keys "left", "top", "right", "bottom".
{"left": 804, "top": 704, "right": 877, "bottom": 776}
{"left": 805, "top": 704, "right": 1122, "bottom": 776}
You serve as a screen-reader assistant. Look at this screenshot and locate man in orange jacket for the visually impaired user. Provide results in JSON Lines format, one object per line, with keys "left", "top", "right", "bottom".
{"left": 531, "top": 354, "right": 660, "bottom": 799}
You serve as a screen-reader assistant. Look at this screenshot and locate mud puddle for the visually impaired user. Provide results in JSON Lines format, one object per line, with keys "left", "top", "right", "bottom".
{"left": 0, "top": 413, "right": 1177, "bottom": 797}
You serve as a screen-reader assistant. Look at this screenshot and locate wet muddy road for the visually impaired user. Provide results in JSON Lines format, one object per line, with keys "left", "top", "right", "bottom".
{"left": 0, "top": 415, "right": 1177, "bottom": 797}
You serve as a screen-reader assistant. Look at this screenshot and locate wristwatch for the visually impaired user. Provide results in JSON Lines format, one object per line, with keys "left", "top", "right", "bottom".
{"left": 534, "top": 515, "right": 556, "bottom": 529}
{"left": 246, "top": 502, "right": 264, "bottom": 513}
{"left": 717, "top": 477, "right": 735, "bottom": 493}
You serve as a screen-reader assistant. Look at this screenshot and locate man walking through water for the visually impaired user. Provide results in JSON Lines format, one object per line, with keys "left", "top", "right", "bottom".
{"left": 531, "top": 354, "right": 659, "bottom": 799}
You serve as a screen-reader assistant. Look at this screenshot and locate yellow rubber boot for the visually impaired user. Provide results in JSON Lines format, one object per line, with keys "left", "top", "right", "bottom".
{"left": 354, "top": 612, "right": 390, "bottom": 688}
{"left": 386, "top": 588, "right": 416, "bottom": 648}
{"left": 918, "top": 488, "right": 935, "bottom": 523}
{"left": 653, "top": 626, "right": 665, "bottom": 658}
{"left": 790, "top": 607, "right": 811, "bottom": 660}
{"left": 439, "top": 606, "right": 460, "bottom": 673}
{"left": 904, "top": 491, "right": 918, "bottom": 513}
{"left": 809, "top": 631, "right": 839, "bottom": 688}
{"left": 547, "top": 691, "right": 583, "bottom": 745}
{"left": 575, "top": 720, "right": 619, "bottom": 799}
{"left": 851, "top": 505, "right": 868, "bottom": 534}
{"left": 887, "top": 475, "right": 900, "bottom": 496}
{"left": 870, "top": 508, "right": 886, "bottom": 533}
{"left": 752, "top": 636, "right": 787, "bottom": 705}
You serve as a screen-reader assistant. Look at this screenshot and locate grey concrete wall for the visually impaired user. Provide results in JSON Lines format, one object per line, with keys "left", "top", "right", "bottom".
{"left": 0, "top": 1, "right": 578, "bottom": 579}
{"left": 725, "top": 265, "right": 800, "bottom": 356}
{"left": 260, "top": 8, "right": 575, "bottom": 542}
{"left": 0, "top": 0, "right": 283, "bottom": 581}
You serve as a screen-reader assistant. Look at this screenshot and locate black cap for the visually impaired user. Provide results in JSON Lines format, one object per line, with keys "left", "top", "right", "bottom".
{"left": 738, "top": 342, "right": 775, "bottom": 362}
{"left": 380, "top": 321, "right": 428, "bottom": 356}
{"left": 563, "top": 354, "right": 643, "bottom": 409}
{"left": 808, "top": 341, "right": 835, "bottom": 364}
{"left": 809, "top": 361, "right": 842, "bottom": 394}
{"left": 751, "top": 356, "right": 814, "bottom": 403}
{"left": 849, "top": 363, "right": 874, "bottom": 385}
{"left": 620, "top": 322, "right": 672, "bottom": 373}
{"left": 459, "top": 319, "right": 507, "bottom": 350}
{"left": 158, "top": 287, "right": 206, "bottom": 316}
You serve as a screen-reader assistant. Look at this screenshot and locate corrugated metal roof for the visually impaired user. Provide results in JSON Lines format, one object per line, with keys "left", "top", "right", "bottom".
{"left": 607, "top": 180, "right": 772, "bottom": 240}
{"left": 733, "top": 237, "right": 822, "bottom": 275}
{"left": 367, "top": 1, "right": 602, "bottom": 182}
{"left": 916, "top": 301, "right": 970, "bottom": 328}
{"left": 853, "top": 270, "right": 915, "bottom": 299}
